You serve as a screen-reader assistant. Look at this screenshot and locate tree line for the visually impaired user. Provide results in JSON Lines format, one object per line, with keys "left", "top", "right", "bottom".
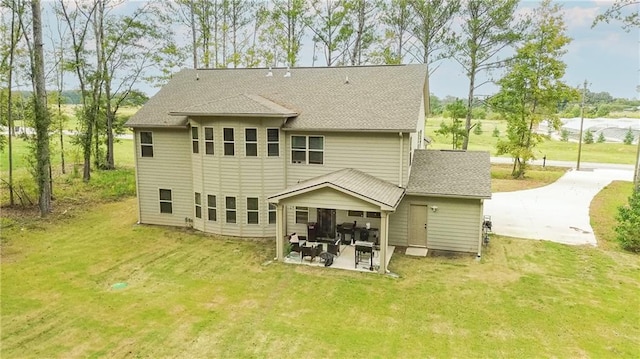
{"left": 0, "top": 0, "right": 635, "bottom": 216}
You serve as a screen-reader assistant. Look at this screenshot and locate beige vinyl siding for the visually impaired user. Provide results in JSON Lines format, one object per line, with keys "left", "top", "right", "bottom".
{"left": 286, "top": 132, "right": 407, "bottom": 187}
{"left": 135, "top": 129, "right": 193, "bottom": 227}
{"left": 280, "top": 187, "right": 381, "bottom": 235}
{"left": 389, "top": 195, "right": 482, "bottom": 253}
{"left": 426, "top": 197, "right": 482, "bottom": 253}
{"left": 190, "top": 117, "right": 286, "bottom": 237}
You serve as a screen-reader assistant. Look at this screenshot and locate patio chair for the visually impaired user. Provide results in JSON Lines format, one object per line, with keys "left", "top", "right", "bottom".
{"left": 327, "top": 239, "right": 340, "bottom": 257}
{"left": 301, "top": 246, "right": 319, "bottom": 262}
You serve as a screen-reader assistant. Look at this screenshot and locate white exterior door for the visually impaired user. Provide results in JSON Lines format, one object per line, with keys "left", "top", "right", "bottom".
{"left": 409, "top": 204, "right": 428, "bottom": 247}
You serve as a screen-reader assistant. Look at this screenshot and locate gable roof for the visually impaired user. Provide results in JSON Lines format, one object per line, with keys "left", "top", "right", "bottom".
{"left": 169, "top": 93, "right": 298, "bottom": 118}
{"left": 126, "top": 65, "right": 427, "bottom": 131}
{"left": 268, "top": 168, "right": 405, "bottom": 210}
{"left": 407, "top": 150, "right": 491, "bottom": 199}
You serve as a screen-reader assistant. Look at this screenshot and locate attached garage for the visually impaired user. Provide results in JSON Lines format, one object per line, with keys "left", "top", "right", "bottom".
{"left": 389, "top": 150, "right": 491, "bottom": 256}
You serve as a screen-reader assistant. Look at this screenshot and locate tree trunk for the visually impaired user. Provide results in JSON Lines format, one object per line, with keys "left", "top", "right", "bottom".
{"left": 31, "top": 0, "right": 52, "bottom": 216}
{"left": 463, "top": 58, "right": 476, "bottom": 150}
{"left": 7, "top": 1, "right": 18, "bottom": 206}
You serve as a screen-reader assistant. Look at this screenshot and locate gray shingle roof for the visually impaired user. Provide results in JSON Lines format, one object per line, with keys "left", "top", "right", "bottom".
{"left": 268, "top": 168, "right": 405, "bottom": 209}
{"left": 126, "top": 65, "right": 427, "bottom": 131}
{"left": 407, "top": 150, "right": 491, "bottom": 199}
{"left": 170, "top": 93, "right": 298, "bottom": 117}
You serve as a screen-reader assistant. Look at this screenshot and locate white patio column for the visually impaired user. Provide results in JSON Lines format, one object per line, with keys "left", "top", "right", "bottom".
{"left": 275, "top": 204, "right": 285, "bottom": 261}
{"left": 379, "top": 211, "right": 389, "bottom": 274}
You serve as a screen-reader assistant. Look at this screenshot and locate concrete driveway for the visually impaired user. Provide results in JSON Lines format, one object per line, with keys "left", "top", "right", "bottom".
{"left": 484, "top": 168, "right": 633, "bottom": 246}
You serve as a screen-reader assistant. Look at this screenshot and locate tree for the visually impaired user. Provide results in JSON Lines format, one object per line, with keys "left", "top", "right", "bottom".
{"left": 436, "top": 99, "right": 467, "bottom": 149}
{"left": 453, "top": 0, "right": 525, "bottom": 150}
{"left": 1, "top": 0, "right": 26, "bottom": 206}
{"left": 378, "top": 0, "right": 413, "bottom": 64}
{"left": 623, "top": 127, "right": 635, "bottom": 145}
{"left": 308, "top": 0, "right": 351, "bottom": 66}
{"left": 584, "top": 129, "right": 594, "bottom": 144}
{"left": 270, "top": 0, "right": 311, "bottom": 67}
{"left": 492, "top": 126, "right": 500, "bottom": 137}
{"left": 30, "top": 0, "right": 52, "bottom": 215}
{"left": 344, "top": 0, "right": 379, "bottom": 65}
{"left": 491, "top": 0, "right": 578, "bottom": 178}
{"left": 597, "top": 132, "right": 606, "bottom": 143}
{"left": 615, "top": 189, "right": 640, "bottom": 252}
{"left": 593, "top": 0, "right": 640, "bottom": 32}
{"left": 560, "top": 128, "right": 569, "bottom": 141}
{"left": 473, "top": 120, "right": 483, "bottom": 135}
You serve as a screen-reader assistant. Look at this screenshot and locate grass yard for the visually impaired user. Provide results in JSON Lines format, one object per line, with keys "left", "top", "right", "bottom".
{"left": 2, "top": 196, "right": 639, "bottom": 358}
{"left": 491, "top": 164, "right": 567, "bottom": 192}
{"left": 590, "top": 181, "right": 635, "bottom": 251}
{"left": 426, "top": 118, "right": 638, "bottom": 165}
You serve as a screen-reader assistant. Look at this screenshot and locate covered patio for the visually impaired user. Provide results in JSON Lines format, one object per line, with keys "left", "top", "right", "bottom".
{"left": 268, "top": 168, "right": 405, "bottom": 274}
{"left": 284, "top": 242, "right": 396, "bottom": 273}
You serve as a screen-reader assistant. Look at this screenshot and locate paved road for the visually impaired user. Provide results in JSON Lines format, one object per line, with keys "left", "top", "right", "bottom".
{"left": 484, "top": 167, "right": 633, "bottom": 246}
{"left": 490, "top": 156, "right": 634, "bottom": 171}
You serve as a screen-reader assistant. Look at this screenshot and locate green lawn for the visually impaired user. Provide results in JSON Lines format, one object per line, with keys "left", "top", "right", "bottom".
{"left": 426, "top": 118, "right": 638, "bottom": 164}
{"left": 492, "top": 164, "right": 566, "bottom": 192}
{"left": 2, "top": 195, "right": 639, "bottom": 357}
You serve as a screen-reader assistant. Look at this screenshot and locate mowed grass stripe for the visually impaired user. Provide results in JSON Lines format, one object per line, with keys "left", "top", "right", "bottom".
{"left": 2, "top": 198, "right": 640, "bottom": 357}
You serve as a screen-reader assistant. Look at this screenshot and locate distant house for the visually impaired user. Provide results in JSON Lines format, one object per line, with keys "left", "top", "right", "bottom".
{"left": 125, "top": 65, "right": 491, "bottom": 273}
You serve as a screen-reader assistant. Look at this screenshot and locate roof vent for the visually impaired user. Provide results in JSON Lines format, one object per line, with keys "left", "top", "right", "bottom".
{"left": 266, "top": 66, "right": 273, "bottom": 77}
{"left": 284, "top": 67, "right": 291, "bottom": 78}
{"left": 344, "top": 75, "right": 349, "bottom": 84}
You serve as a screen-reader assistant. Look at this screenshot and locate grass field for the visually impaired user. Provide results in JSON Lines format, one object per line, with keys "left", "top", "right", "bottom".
{"left": 427, "top": 118, "right": 638, "bottom": 165}
{"left": 590, "top": 181, "right": 635, "bottom": 251}
{"left": 2, "top": 190, "right": 639, "bottom": 357}
{"left": 491, "top": 164, "right": 566, "bottom": 192}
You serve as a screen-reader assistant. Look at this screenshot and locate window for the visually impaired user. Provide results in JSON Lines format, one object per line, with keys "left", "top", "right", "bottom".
{"left": 159, "top": 189, "right": 172, "bottom": 214}
{"left": 417, "top": 130, "right": 423, "bottom": 149}
{"left": 269, "top": 203, "right": 277, "bottom": 224}
{"left": 366, "top": 212, "right": 381, "bottom": 218}
{"left": 225, "top": 196, "right": 236, "bottom": 223}
{"left": 291, "top": 135, "right": 323, "bottom": 164}
{"left": 224, "top": 128, "right": 234, "bottom": 156}
{"left": 205, "top": 127, "right": 214, "bottom": 155}
{"left": 191, "top": 126, "right": 199, "bottom": 154}
{"left": 140, "top": 131, "right": 153, "bottom": 157}
{"left": 247, "top": 197, "right": 259, "bottom": 224}
{"left": 308, "top": 136, "right": 324, "bottom": 164}
{"left": 194, "top": 192, "right": 202, "bottom": 219}
{"left": 348, "top": 210, "right": 364, "bottom": 217}
{"left": 267, "top": 129, "right": 279, "bottom": 157}
{"left": 245, "top": 128, "right": 257, "bottom": 157}
{"left": 207, "top": 195, "right": 217, "bottom": 221}
{"left": 291, "top": 136, "right": 306, "bottom": 163}
{"left": 295, "top": 206, "right": 308, "bottom": 224}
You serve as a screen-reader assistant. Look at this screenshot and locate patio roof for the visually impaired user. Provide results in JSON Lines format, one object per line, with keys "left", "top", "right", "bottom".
{"left": 268, "top": 168, "right": 405, "bottom": 211}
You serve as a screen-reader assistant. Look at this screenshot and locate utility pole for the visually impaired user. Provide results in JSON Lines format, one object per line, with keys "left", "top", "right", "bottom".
{"left": 576, "top": 79, "right": 587, "bottom": 171}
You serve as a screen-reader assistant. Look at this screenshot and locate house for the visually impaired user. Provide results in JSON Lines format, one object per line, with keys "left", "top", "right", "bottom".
{"left": 125, "top": 65, "right": 491, "bottom": 273}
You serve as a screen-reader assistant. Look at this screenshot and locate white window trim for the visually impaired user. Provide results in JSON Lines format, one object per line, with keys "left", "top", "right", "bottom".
{"left": 245, "top": 128, "right": 258, "bottom": 157}
{"left": 191, "top": 126, "right": 199, "bottom": 154}
{"left": 295, "top": 206, "right": 308, "bottom": 224}
{"left": 225, "top": 196, "right": 237, "bottom": 223}
{"left": 247, "top": 197, "right": 259, "bottom": 224}
{"left": 140, "top": 131, "right": 153, "bottom": 157}
{"left": 266, "top": 128, "right": 280, "bottom": 157}
{"left": 204, "top": 127, "right": 214, "bottom": 155}
{"left": 223, "top": 128, "right": 235, "bottom": 156}
{"left": 291, "top": 135, "right": 324, "bottom": 165}
{"left": 194, "top": 192, "right": 202, "bottom": 219}
{"left": 207, "top": 194, "right": 217, "bottom": 221}
{"left": 159, "top": 188, "right": 173, "bottom": 214}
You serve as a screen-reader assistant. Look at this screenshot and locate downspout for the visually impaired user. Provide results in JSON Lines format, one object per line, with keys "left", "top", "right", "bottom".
{"left": 398, "top": 132, "right": 403, "bottom": 186}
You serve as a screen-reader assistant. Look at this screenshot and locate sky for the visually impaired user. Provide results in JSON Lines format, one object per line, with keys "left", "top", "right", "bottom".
{"left": 34, "top": 0, "right": 639, "bottom": 100}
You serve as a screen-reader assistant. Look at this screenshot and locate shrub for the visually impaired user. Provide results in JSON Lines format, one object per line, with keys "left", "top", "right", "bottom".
{"left": 616, "top": 189, "right": 640, "bottom": 253}
{"left": 560, "top": 129, "right": 569, "bottom": 142}
{"left": 492, "top": 126, "right": 500, "bottom": 137}
{"left": 597, "top": 132, "right": 606, "bottom": 143}
{"left": 623, "top": 128, "right": 634, "bottom": 145}
{"left": 473, "top": 121, "right": 483, "bottom": 135}
{"left": 584, "top": 129, "right": 594, "bottom": 144}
